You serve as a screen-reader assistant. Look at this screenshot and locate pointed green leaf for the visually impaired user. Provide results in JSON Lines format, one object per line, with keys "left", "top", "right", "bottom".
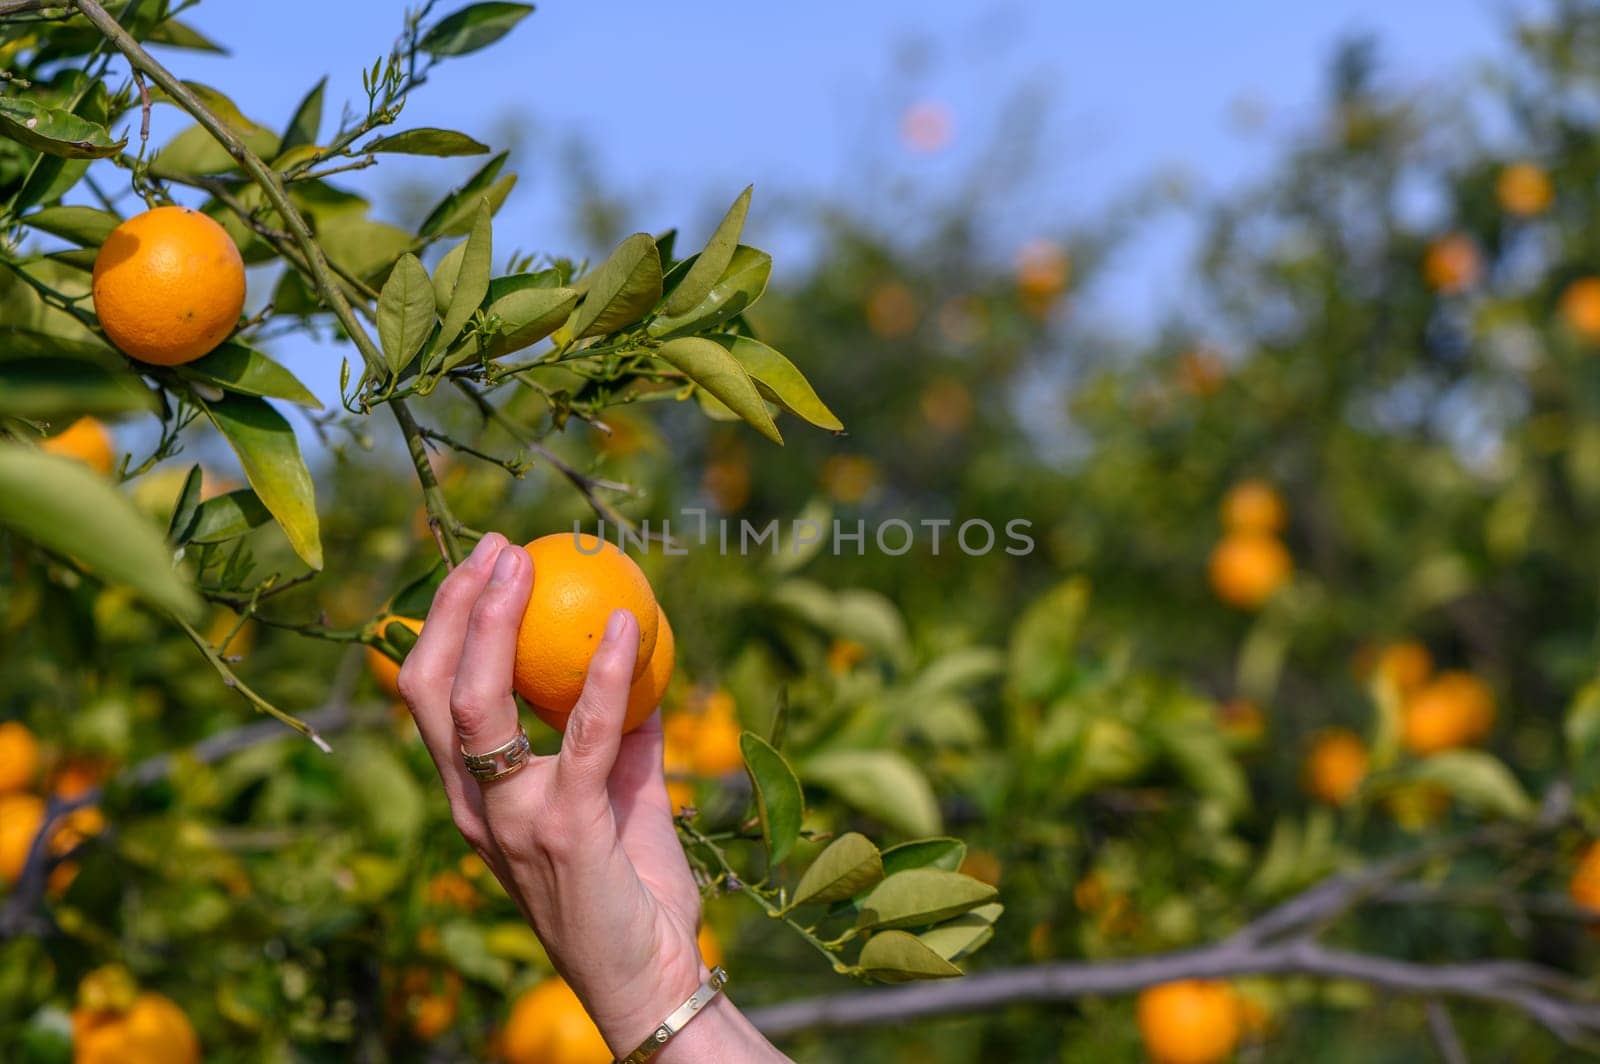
{"left": 1409, "top": 750, "right": 1534, "bottom": 820}
{"left": 740, "top": 731, "right": 804, "bottom": 865}
{"left": 367, "top": 128, "right": 489, "bottom": 157}
{"left": 571, "top": 233, "right": 662, "bottom": 339}
{"left": 390, "top": 560, "right": 448, "bottom": 618}
{"left": 855, "top": 930, "right": 962, "bottom": 983}
{"left": 0, "top": 447, "right": 200, "bottom": 620}
{"left": 792, "top": 832, "right": 883, "bottom": 907}
{"left": 917, "top": 903, "right": 1002, "bottom": 961}
{"left": 146, "top": 18, "right": 227, "bottom": 52}
{"left": 0, "top": 359, "right": 154, "bottom": 418}
{"left": 856, "top": 869, "right": 996, "bottom": 931}
{"left": 178, "top": 343, "right": 322, "bottom": 409}
{"left": 432, "top": 237, "right": 468, "bottom": 312}
{"left": 166, "top": 464, "right": 205, "bottom": 544}
{"left": 187, "top": 488, "right": 273, "bottom": 545}
{"left": 437, "top": 202, "right": 493, "bottom": 353}
{"left": 479, "top": 283, "right": 579, "bottom": 360}
{"left": 664, "top": 185, "right": 751, "bottom": 315}
{"left": 656, "top": 336, "right": 781, "bottom": 444}
{"left": 420, "top": 2, "right": 535, "bottom": 56}
{"left": 647, "top": 245, "right": 771, "bottom": 339}
{"left": 20, "top": 205, "right": 120, "bottom": 247}
{"left": 0, "top": 97, "right": 125, "bottom": 159}
{"left": 880, "top": 838, "right": 967, "bottom": 877}
{"left": 714, "top": 335, "right": 841, "bottom": 432}
{"left": 377, "top": 253, "right": 436, "bottom": 376}
{"left": 280, "top": 77, "right": 326, "bottom": 151}
{"left": 199, "top": 395, "right": 323, "bottom": 570}
{"left": 417, "top": 151, "right": 512, "bottom": 239}
{"left": 802, "top": 750, "right": 941, "bottom": 837}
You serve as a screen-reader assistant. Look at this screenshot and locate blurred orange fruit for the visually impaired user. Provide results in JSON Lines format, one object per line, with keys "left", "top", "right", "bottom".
{"left": 501, "top": 978, "right": 611, "bottom": 1064}
{"left": 395, "top": 968, "right": 462, "bottom": 1041}
{"left": 865, "top": 282, "right": 918, "bottom": 338}
{"left": 1561, "top": 277, "right": 1600, "bottom": 340}
{"left": 827, "top": 639, "right": 868, "bottom": 675}
{"left": 820, "top": 454, "right": 880, "bottom": 505}
{"left": 0, "top": 721, "right": 40, "bottom": 793}
{"left": 1208, "top": 532, "right": 1292, "bottom": 609}
{"left": 1176, "top": 349, "right": 1225, "bottom": 397}
{"left": 72, "top": 990, "right": 200, "bottom": 1064}
{"left": 1423, "top": 234, "right": 1480, "bottom": 294}
{"left": 1215, "top": 699, "right": 1265, "bottom": 744}
{"left": 959, "top": 849, "right": 1002, "bottom": 887}
{"left": 1220, "top": 479, "right": 1286, "bottom": 535}
{"left": 1402, "top": 671, "right": 1495, "bottom": 755}
{"left": 0, "top": 792, "right": 45, "bottom": 884}
{"left": 1015, "top": 239, "right": 1071, "bottom": 311}
{"left": 919, "top": 376, "right": 974, "bottom": 435}
{"left": 1496, "top": 161, "right": 1552, "bottom": 216}
{"left": 691, "top": 693, "right": 744, "bottom": 776}
{"left": 514, "top": 534, "right": 658, "bottom": 721}
{"left": 702, "top": 455, "right": 751, "bottom": 512}
{"left": 697, "top": 924, "right": 723, "bottom": 969}
{"left": 93, "top": 205, "right": 245, "bottom": 366}
{"left": 1136, "top": 980, "right": 1240, "bottom": 1064}
{"left": 900, "top": 101, "right": 953, "bottom": 153}
{"left": 1303, "top": 729, "right": 1368, "bottom": 805}
{"left": 425, "top": 870, "right": 479, "bottom": 911}
{"left": 366, "top": 616, "right": 423, "bottom": 700}
{"left": 40, "top": 417, "right": 116, "bottom": 476}
{"left": 1374, "top": 640, "right": 1432, "bottom": 696}
{"left": 1570, "top": 841, "right": 1600, "bottom": 913}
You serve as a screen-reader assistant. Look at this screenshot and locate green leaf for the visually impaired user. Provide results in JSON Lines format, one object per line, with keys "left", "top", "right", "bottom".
{"left": 390, "top": 560, "right": 447, "bottom": 618}
{"left": 1008, "top": 578, "right": 1090, "bottom": 702}
{"left": 146, "top": 18, "right": 227, "bottom": 52}
{"left": 917, "top": 902, "right": 1002, "bottom": 961}
{"left": 880, "top": 838, "right": 967, "bottom": 877}
{"left": 417, "top": 152, "right": 515, "bottom": 239}
{"left": 341, "top": 738, "right": 423, "bottom": 847}
{"left": 0, "top": 97, "right": 125, "bottom": 159}
{"left": 647, "top": 245, "right": 771, "bottom": 339}
{"left": 151, "top": 84, "right": 279, "bottom": 175}
{"left": 0, "top": 446, "right": 200, "bottom": 620}
{"left": 571, "top": 233, "right": 662, "bottom": 339}
{"left": 792, "top": 832, "right": 883, "bottom": 907}
{"left": 280, "top": 77, "right": 325, "bottom": 151}
{"left": 366, "top": 128, "right": 489, "bottom": 156}
{"left": 1154, "top": 718, "right": 1250, "bottom": 820}
{"left": 664, "top": 185, "right": 751, "bottom": 315}
{"left": 377, "top": 253, "right": 436, "bottom": 376}
{"left": 740, "top": 731, "right": 804, "bottom": 865}
{"left": 432, "top": 237, "right": 469, "bottom": 313}
{"left": 1567, "top": 680, "right": 1600, "bottom": 820}
{"left": 656, "top": 336, "right": 781, "bottom": 444}
{"left": 178, "top": 343, "right": 322, "bottom": 409}
{"left": 856, "top": 869, "right": 996, "bottom": 931}
{"left": 0, "top": 359, "right": 154, "bottom": 418}
{"left": 166, "top": 464, "right": 205, "bottom": 543}
{"left": 20, "top": 205, "right": 120, "bottom": 247}
{"left": 479, "top": 282, "right": 578, "bottom": 360}
{"left": 187, "top": 488, "right": 273, "bottom": 545}
{"left": 855, "top": 930, "right": 963, "bottom": 983}
{"left": 421, "top": 2, "right": 535, "bottom": 56}
{"left": 802, "top": 750, "right": 942, "bottom": 837}
{"left": 713, "top": 335, "right": 841, "bottom": 432}
{"left": 198, "top": 395, "right": 323, "bottom": 570}
{"left": 437, "top": 201, "right": 492, "bottom": 353}
{"left": 438, "top": 920, "right": 512, "bottom": 987}
{"left": 1409, "top": 750, "right": 1534, "bottom": 820}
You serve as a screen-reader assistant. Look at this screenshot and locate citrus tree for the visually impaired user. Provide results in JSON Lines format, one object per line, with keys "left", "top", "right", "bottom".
{"left": 8, "top": 1, "right": 1600, "bottom": 1063}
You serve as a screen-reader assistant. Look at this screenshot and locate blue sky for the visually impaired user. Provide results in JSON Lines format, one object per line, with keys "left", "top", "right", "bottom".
{"left": 147, "top": 0, "right": 1523, "bottom": 401}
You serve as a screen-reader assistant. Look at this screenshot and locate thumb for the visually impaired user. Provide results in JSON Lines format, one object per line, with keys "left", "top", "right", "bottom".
{"left": 556, "top": 608, "right": 638, "bottom": 799}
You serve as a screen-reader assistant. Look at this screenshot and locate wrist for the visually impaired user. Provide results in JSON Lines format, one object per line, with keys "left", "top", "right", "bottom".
{"left": 651, "top": 991, "right": 774, "bottom": 1063}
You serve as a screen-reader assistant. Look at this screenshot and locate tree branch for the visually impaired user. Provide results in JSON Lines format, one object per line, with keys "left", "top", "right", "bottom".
{"left": 73, "top": 0, "right": 465, "bottom": 564}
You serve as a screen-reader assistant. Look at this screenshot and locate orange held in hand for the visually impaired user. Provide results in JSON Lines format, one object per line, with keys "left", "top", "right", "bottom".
{"left": 1136, "top": 980, "right": 1241, "bottom": 1064}
{"left": 40, "top": 416, "right": 117, "bottom": 475}
{"left": 514, "top": 533, "right": 660, "bottom": 725}
{"left": 92, "top": 205, "right": 246, "bottom": 366}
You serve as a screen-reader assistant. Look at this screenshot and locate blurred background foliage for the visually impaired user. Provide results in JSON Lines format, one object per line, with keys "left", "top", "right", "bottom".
{"left": 7, "top": 1, "right": 1600, "bottom": 1062}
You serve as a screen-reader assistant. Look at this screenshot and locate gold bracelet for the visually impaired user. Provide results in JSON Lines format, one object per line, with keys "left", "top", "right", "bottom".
{"left": 614, "top": 967, "right": 728, "bottom": 1064}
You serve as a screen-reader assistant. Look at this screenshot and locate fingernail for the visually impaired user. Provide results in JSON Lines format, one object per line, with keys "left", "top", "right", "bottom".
{"left": 491, "top": 546, "right": 521, "bottom": 584}
{"left": 466, "top": 533, "right": 500, "bottom": 568}
{"left": 603, "top": 608, "right": 632, "bottom": 644}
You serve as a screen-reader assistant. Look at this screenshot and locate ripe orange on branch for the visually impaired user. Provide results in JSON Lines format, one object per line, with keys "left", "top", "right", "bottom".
{"left": 501, "top": 977, "right": 610, "bottom": 1064}
{"left": 514, "top": 533, "right": 660, "bottom": 726}
{"left": 1304, "top": 729, "right": 1368, "bottom": 805}
{"left": 1220, "top": 479, "right": 1286, "bottom": 535}
{"left": 1208, "top": 531, "right": 1292, "bottom": 609}
{"left": 72, "top": 989, "right": 200, "bottom": 1064}
{"left": 1401, "top": 671, "right": 1495, "bottom": 755}
{"left": 92, "top": 205, "right": 246, "bottom": 366}
{"left": 0, "top": 721, "right": 40, "bottom": 793}
{"left": 366, "top": 616, "right": 423, "bottom": 700}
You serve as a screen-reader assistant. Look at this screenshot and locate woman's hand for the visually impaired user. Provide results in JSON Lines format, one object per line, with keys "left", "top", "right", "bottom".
{"left": 397, "top": 532, "right": 784, "bottom": 1061}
